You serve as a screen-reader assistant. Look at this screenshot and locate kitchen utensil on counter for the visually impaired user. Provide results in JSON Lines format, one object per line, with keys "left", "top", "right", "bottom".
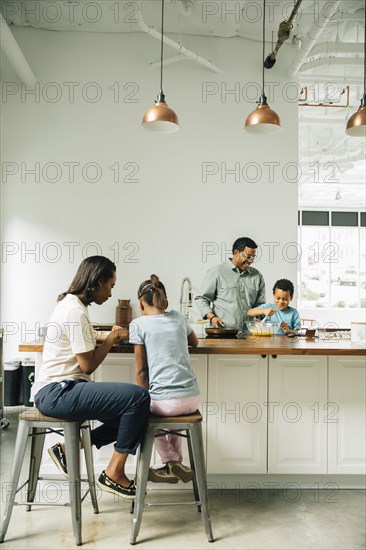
{"left": 246, "top": 321, "right": 280, "bottom": 336}
{"left": 205, "top": 327, "right": 239, "bottom": 338}
{"left": 93, "top": 324, "right": 113, "bottom": 331}
{"left": 115, "top": 299, "right": 132, "bottom": 327}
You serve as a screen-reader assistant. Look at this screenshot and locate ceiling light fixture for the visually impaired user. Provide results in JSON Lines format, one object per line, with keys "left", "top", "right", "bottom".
{"left": 346, "top": 15, "right": 366, "bottom": 137}
{"left": 142, "top": 0, "right": 179, "bottom": 133}
{"left": 245, "top": 0, "right": 282, "bottom": 135}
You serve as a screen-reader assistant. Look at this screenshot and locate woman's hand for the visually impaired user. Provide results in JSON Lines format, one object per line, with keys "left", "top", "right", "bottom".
{"left": 111, "top": 325, "right": 129, "bottom": 343}
{"left": 76, "top": 326, "right": 128, "bottom": 375}
{"left": 94, "top": 330, "right": 106, "bottom": 343}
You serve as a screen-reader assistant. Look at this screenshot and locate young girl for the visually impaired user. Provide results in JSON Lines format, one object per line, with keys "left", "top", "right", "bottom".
{"left": 129, "top": 274, "right": 200, "bottom": 484}
{"left": 32, "top": 256, "right": 150, "bottom": 499}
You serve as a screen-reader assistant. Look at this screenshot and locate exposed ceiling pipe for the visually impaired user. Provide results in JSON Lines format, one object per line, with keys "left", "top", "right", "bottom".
{"left": 150, "top": 54, "right": 184, "bottom": 69}
{"left": 329, "top": 10, "right": 365, "bottom": 22}
{"left": 300, "top": 56, "right": 363, "bottom": 73}
{"left": 136, "top": 2, "right": 221, "bottom": 73}
{"left": 299, "top": 117, "right": 347, "bottom": 125}
{"left": 287, "top": 0, "right": 342, "bottom": 77}
{"left": 308, "top": 42, "right": 364, "bottom": 58}
{"left": 0, "top": 14, "right": 36, "bottom": 85}
{"left": 299, "top": 75, "right": 363, "bottom": 85}
{"left": 299, "top": 85, "right": 350, "bottom": 107}
{"left": 332, "top": 134, "right": 351, "bottom": 150}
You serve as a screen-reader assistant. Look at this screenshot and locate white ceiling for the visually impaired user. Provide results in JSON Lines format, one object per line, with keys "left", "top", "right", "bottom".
{"left": 1, "top": 0, "right": 365, "bottom": 209}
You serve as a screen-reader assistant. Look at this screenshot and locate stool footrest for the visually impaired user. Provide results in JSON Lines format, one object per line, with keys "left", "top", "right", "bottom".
{"left": 36, "top": 476, "right": 91, "bottom": 483}
{"left": 145, "top": 500, "right": 201, "bottom": 508}
{"left": 14, "top": 501, "right": 70, "bottom": 508}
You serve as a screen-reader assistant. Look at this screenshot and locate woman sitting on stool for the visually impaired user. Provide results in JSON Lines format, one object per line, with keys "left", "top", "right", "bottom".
{"left": 31, "top": 256, "right": 150, "bottom": 499}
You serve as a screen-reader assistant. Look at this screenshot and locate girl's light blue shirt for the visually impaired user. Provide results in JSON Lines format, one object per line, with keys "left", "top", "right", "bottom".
{"left": 129, "top": 310, "right": 200, "bottom": 400}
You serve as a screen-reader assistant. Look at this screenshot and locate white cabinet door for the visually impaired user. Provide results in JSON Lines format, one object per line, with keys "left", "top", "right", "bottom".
{"left": 190, "top": 354, "right": 208, "bottom": 406}
{"left": 181, "top": 355, "right": 208, "bottom": 467}
{"left": 93, "top": 353, "right": 135, "bottom": 384}
{"left": 207, "top": 355, "right": 268, "bottom": 474}
{"left": 268, "top": 355, "right": 327, "bottom": 474}
{"left": 328, "top": 356, "right": 366, "bottom": 474}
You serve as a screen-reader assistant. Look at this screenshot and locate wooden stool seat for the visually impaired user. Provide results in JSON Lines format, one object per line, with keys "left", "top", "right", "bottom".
{"left": 19, "top": 409, "right": 81, "bottom": 423}
{"left": 148, "top": 411, "right": 203, "bottom": 424}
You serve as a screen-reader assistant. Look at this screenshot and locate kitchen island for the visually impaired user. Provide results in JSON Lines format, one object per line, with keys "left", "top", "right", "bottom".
{"left": 111, "top": 334, "right": 364, "bottom": 356}
{"left": 19, "top": 336, "right": 366, "bottom": 488}
{"left": 19, "top": 332, "right": 363, "bottom": 356}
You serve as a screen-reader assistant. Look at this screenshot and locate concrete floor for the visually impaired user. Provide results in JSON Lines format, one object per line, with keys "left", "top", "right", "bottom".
{"left": 1, "top": 409, "right": 365, "bottom": 550}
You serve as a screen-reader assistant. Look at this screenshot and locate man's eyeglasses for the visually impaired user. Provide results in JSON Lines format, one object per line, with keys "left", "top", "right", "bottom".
{"left": 241, "top": 252, "right": 256, "bottom": 262}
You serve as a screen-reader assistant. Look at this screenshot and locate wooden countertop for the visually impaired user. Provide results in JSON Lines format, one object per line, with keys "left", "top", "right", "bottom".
{"left": 19, "top": 336, "right": 366, "bottom": 356}
{"left": 187, "top": 336, "right": 366, "bottom": 356}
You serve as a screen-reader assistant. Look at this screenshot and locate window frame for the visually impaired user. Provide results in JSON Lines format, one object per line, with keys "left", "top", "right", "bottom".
{"left": 298, "top": 210, "right": 365, "bottom": 309}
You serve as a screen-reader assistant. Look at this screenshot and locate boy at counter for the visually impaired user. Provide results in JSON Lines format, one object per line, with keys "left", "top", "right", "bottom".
{"left": 247, "top": 278, "right": 301, "bottom": 336}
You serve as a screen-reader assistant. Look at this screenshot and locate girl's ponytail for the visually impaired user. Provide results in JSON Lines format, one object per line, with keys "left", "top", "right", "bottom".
{"left": 138, "top": 274, "right": 168, "bottom": 310}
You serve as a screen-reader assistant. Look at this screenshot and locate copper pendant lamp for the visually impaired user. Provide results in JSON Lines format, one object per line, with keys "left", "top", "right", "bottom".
{"left": 142, "top": 0, "right": 179, "bottom": 133}
{"left": 346, "top": 13, "right": 366, "bottom": 137}
{"left": 245, "top": 0, "right": 282, "bottom": 135}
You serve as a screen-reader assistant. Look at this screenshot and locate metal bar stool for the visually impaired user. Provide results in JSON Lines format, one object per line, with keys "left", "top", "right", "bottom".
{"left": 130, "top": 410, "right": 214, "bottom": 545}
{"left": 0, "top": 408, "right": 99, "bottom": 546}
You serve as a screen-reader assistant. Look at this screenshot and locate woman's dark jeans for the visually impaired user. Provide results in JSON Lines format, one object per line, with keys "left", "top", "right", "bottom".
{"left": 35, "top": 380, "right": 150, "bottom": 454}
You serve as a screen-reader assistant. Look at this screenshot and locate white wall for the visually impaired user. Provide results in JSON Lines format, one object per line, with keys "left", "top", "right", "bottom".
{"left": 1, "top": 28, "right": 299, "bottom": 358}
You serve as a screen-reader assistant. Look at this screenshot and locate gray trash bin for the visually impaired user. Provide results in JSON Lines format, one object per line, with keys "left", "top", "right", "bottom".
{"left": 4, "top": 360, "right": 22, "bottom": 406}
{"left": 21, "top": 359, "right": 35, "bottom": 407}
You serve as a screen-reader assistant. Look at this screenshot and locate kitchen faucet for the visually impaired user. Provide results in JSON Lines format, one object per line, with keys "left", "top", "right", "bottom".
{"left": 180, "top": 277, "right": 193, "bottom": 319}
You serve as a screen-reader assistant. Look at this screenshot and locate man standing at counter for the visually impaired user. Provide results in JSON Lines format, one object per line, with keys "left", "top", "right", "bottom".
{"left": 195, "top": 236, "right": 266, "bottom": 332}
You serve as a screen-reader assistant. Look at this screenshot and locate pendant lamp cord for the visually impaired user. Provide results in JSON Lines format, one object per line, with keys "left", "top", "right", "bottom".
{"left": 262, "top": 0, "right": 266, "bottom": 97}
{"left": 160, "top": 0, "right": 165, "bottom": 94}
{"left": 363, "top": 12, "right": 366, "bottom": 96}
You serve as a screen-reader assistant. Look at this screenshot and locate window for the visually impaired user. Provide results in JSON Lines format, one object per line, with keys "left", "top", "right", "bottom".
{"left": 298, "top": 211, "right": 365, "bottom": 309}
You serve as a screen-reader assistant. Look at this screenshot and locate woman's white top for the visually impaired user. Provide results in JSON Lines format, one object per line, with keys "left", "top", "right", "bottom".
{"left": 31, "top": 294, "right": 95, "bottom": 400}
